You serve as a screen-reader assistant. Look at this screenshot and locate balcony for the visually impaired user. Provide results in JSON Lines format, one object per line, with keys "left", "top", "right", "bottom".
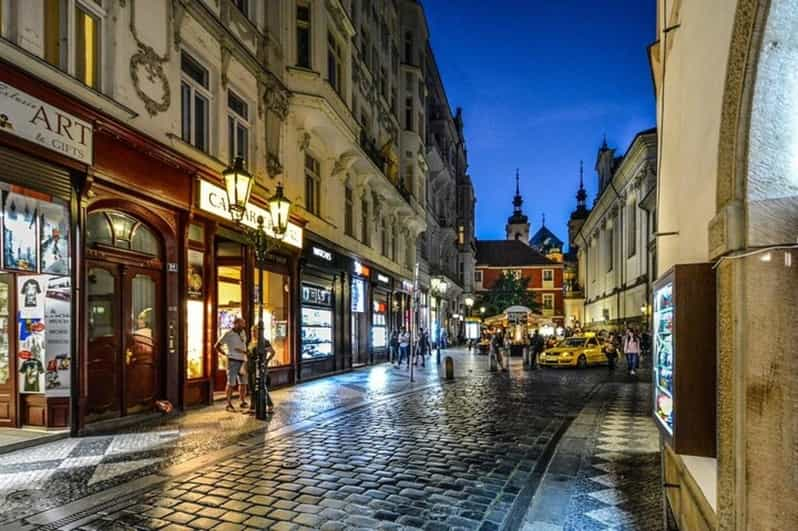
{"left": 359, "top": 130, "right": 386, "bottom": 170}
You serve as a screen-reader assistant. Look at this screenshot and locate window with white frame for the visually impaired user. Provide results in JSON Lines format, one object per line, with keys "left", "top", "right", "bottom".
{"left": 627, "top": 203, "right": 637, "bottom": 257}
{"left": 503, "top": 269, "right": 522, "bottom": 280}
{"left": 474, "top": 271, "right": 482, "bottom": 283}
{"left": 44, "top": 0, "right": 105, "bottom": 90}
{"left": 296, "top": 2, "right": 311, "bottom": 68}
{"left": 345, "top": 183, "right": 354, "bottom": 237}
{"left": 227, "top": 90, "right": 249, "bottom": 163}
{"left": 304, "top": 154, "right": 321, "bottom": 216}
{"left": 543, "top": 293, "right": 554, "bottom": 310}
{"left": 327, "top": 32, "right": 343, "bottom": 96}
{"left": 543, "top": 269, "right": 553, "bottom": 282}
{"left": 180, "top": 52, "right": 211, "bottom": 152}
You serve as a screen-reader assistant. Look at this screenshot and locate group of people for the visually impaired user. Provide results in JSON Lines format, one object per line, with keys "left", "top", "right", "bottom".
{"left": 389, "top": 326, "right": 439, "bottom": 368}
{"left": 601, "top": 327, "right": 650, "bottom": 375}
{"left": 214, "top": 317, "right": 276, "bottom": 414}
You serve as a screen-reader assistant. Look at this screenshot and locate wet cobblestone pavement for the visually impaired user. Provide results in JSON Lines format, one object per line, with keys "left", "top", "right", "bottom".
{"left": 0, "top": 350, "right": 662, "bottom": 530}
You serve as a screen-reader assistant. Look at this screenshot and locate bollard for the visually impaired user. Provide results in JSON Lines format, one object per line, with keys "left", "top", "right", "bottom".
{"left": 522, "top": 347, "right": 530, "bottom": 370}
{"left": 445, "top": 356, "right": 454, "bottom": 380}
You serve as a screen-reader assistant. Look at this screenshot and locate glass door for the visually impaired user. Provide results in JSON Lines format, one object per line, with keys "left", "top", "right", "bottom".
{"left": 124, "top": 268, "right": 160, "bottom": 414}
{"left": 0, "top": 274, "right": 15, "bottom": 426}
{"left": 216, "top": 261, "right": 243, "bottom": 391}
{"left": 87, "top": 263, "right": 121, "bottom": 418}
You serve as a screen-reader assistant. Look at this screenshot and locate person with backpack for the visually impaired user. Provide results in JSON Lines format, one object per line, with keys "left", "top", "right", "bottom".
{"left": 604, "top": 332, "right": 619, "bottom": 371}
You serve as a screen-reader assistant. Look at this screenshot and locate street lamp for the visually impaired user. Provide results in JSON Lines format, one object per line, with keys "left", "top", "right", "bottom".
{"left": 431, "top": 277, "right": 448, "bottom": 365}
{"left": 223, "top": 156, "right": 291, "bottom": 421}
{"left": 464, "top": 295, "right": 475, "bottom": 317}
{"left": 480, "top": 306, "right": 486, "bottom": 315}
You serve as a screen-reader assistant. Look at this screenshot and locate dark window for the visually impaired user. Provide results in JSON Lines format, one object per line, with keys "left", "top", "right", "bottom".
{"left": 296, "top": 3, "right": 311, "bottom": 68}
{"left": 361, "top": 198, "right": 370, "bottom": 246}
{"left": 345, "top": 185, "right": 354, "bottom": 237}
{"left": 304, "top": 154, "right": 320, "bottom": 216}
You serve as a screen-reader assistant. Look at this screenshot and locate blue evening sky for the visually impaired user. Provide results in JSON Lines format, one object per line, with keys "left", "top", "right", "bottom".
{"left": 423, "top": 1, "right": 657, "bottom": 247}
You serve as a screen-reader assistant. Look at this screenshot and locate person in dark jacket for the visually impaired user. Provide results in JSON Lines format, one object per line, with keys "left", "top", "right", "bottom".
{"left": 530, "top": 329, "right": 545, "bottom": 369}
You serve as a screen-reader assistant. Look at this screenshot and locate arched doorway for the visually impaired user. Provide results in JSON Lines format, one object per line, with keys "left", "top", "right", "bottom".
{"left": 85, "top": 210, "right": 163, "bottom": 420}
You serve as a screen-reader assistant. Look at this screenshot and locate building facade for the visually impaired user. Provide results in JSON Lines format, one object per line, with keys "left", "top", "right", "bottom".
{"left": 650, "top": 0, "right": 797, "bottom": 529}
{"left": 0, "top": 0, "right": 469, "bottom": 433}
{"left": 576, "top": 130, "right": 657, "bottom": 331}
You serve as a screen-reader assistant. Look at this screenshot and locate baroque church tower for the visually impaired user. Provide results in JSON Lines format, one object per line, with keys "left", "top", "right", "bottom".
{"left": 505, "top": 169, "right": 530, "bottom": 244}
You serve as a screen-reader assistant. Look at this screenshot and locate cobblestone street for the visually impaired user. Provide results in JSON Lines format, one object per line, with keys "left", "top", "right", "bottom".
{"left": 0, "top": 350, "right": 661, "bottom": 530}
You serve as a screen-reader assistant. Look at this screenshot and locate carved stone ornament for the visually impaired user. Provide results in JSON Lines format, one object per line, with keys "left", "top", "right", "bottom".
{"left": 221, "top": 38, "right": 233, "bottom": 88}
{"left": 128, "top": 0, "right": 171, "bottom": 117}
{"left": 267, "top": 152, "right": 283, "bottom": 178}
{"left": 172, "top": 0, "right": 185, "bottom": 51}
{"left": 263, "top": 76, "right": 290, "bottom": 120}
{"left": 331, "top": 151, "right": 360, "bottom": 182}
{"left": 298, "top": 131, "right": 311, "bottom": 152}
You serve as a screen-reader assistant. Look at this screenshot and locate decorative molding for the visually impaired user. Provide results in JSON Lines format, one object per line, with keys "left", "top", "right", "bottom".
{"left": 220, "top": 38, "right": 233, "bottom": 89}
{"left": 171, "top": 0, "right": 186, "bottom": 51}
{"left": 267, "top": 153, "right": 283, "bottom": 178}
{"left": 298, "top": 130, "right": 311, "bottom": 152}
{"left": 128, "top": 0, "right": 171, "bottom": 117}
{"left": 716, "top": 0, "right": 758, "bottom": 211}
{"left": 263, "top": 75, "right": 290, "bottom": 120}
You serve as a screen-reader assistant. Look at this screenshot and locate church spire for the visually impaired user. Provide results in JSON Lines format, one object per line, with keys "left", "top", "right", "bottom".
{"left": 576, "top": 160, "right": 587, "bottom": 207}
{"left": 512, "top": 168, "right": 523, "bottom": 213}
{"left": 541, "top": 212, "right": 546, "bottom": 227}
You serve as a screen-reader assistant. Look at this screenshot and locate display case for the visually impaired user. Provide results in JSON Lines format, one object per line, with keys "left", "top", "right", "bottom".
{"left": 300, "top": 284, "right": 334, "bottom": 360}
{"left": 652, "top": 263, "right": 716, "bottom": 457}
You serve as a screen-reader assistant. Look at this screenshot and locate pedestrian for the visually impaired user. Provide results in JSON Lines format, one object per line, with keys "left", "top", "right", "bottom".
{"left": 440, "top": 328, "right": 448, "bottom": 350}
{"left": 396, "top": 327, "right": 411, "bottom": 368}
{"left": 415, "top": 328, "right": 430, "bottom": 367}
{"left": 531, "top": 328, "right": 544, "bottom": 369}
{"left": 214, "top": 317, "right": 248, "bottom": 412}
{"left": 604, "top": 333, "right": 618, "bottom": 371}
{"left": 246, "top": 325, "right": 276, "bottom": 415}
{"left": 491, "top": 330, "right": 505, "bottom": 369}
{"left": 623, "top": 327, "right": 641, "bottom": 375}
{"left": 389, "top": 329, "right": 400, "bottom": 364}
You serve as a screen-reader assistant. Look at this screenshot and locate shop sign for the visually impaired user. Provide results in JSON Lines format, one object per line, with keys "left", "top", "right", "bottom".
{"left": 312, "top": 246, "right": 332, "bottom": 261}
{"left": 301, "top": 284, "right": 332, "bottom": 306}
{"left": 0, "top": 81, "right": 93, "bottom": 164}
{"left": 376, "top": 273, "right": 390, "bottom": 284}
{"left": 353, "top": 261, "right": 370, "bottom": 277}
{"left": 197, "top": 179, "right": 303, "bottom": 249}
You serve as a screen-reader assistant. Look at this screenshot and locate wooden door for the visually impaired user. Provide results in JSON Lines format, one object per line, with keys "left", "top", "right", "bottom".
{"left": 123, "top": 268, "right": 160, "bottom": 414}
{"left": 87, "top": 262, "right": 121, "bottom": 418}
{"left": 0, "top": 274, "right": 16, "bottom": 426}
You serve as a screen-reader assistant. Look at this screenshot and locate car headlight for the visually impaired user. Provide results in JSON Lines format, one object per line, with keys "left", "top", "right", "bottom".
{"left": 561, "top": 352, "right": 573, "bottom": 357}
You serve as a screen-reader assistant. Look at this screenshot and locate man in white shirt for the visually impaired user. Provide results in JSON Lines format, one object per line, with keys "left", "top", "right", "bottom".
{"left": 215, "top": 317, "right": 248, "bottom": 411}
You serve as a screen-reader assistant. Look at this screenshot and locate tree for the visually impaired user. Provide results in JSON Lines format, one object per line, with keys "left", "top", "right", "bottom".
{"left": 477, "top": 271, "right": 540, "bottom": 317}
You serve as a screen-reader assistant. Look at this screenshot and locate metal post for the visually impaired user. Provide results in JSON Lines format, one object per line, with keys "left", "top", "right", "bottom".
{"left": 436, "top": 299, "right": 442, "bottom": 366}
{"left": 255, "top": 263, "right": 267, "bottom": 420}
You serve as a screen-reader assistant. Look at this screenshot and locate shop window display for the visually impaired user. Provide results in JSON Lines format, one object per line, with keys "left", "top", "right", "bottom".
{"left": 254, "top": 269, "right": 291, "bottom": 367}
{"left": 301, "top": 284, "right": 333, "bottom": 360}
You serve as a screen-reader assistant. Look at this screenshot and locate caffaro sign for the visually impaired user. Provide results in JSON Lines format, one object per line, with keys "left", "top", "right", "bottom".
{"left": 0, "top": 82, "right": 93, "bottom": 164}
{"left": 197, "top": 179, "right": 303, "bottom": 249}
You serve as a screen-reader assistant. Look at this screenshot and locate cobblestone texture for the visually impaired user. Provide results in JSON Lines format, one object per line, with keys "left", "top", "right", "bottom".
{"left": 0, "top": 349, "right": 661, "bottom": 530}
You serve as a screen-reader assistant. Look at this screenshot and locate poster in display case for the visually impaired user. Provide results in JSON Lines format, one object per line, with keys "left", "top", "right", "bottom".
{"left": 652, "top": 263, "right": 716, "bottom": 458}
{"left": 301, "top": 284, "right": 334, "bottom": 360}
{"left": 4, "top": 193, "right": 38, "bottom": 272}
{"left": 372, "top": 301, "right": 387, "bottom": 349}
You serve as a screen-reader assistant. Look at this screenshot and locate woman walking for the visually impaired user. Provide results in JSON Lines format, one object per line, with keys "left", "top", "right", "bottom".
{"left": 623, "top": 328, "right": 641, "bottom": 376}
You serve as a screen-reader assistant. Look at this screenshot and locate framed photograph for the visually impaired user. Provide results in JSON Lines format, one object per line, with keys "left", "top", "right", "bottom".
{"left": 187, "top": 249, "right": 204, "bottom": 299}
{"left": 40, "top": 200, "right": 70, "bottom": 275}
{"left": 4, "top": 192, "right": 38, "bottom": 272}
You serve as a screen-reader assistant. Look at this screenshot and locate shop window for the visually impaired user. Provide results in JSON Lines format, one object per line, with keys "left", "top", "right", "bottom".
{"left": 86, "top": 211, "right": 161, "bottom": 258}
{"left": 227, "top": 90, "right": 250, "bottom": 164}
{"left": 3, "top": 192, "right": 70, "bottom": 274}
{"left": 180, "top": 51, "right": 211, "bottom": 152}
{"left": 253, "top": 269, "right": 291, "bottom": 367}
{"left": 300, "top": 284, "right": 333, "bottom": 360}
{"left": 44, "top": 0, "right": 105, "bottom": 90}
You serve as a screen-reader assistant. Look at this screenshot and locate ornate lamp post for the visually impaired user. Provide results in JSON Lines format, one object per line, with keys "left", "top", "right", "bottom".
{"left": 464, "top": 295, "right": 474, "bottom": 317}
{"left": 223, "top": 156, "right": 291, "bottom": 421}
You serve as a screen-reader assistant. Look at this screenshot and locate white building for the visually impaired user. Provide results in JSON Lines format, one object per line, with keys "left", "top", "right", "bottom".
{"left": 577, "top": 130, "right": 657, "bottom": 330}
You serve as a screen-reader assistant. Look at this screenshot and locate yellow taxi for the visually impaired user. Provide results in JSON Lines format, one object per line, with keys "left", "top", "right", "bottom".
{"left": 539, "top": 333, "right": 607, "bottom": 368}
